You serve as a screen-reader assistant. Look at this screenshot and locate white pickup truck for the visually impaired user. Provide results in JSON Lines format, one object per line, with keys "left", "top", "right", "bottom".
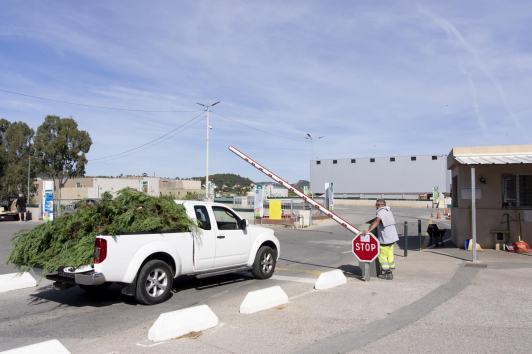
{"left": 46, "top": 201, "right": 280, "bottom": 305}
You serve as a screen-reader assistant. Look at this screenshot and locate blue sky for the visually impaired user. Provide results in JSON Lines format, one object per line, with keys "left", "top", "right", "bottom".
{"left": 1, "top": 1, "right": 531, "bottom": 183}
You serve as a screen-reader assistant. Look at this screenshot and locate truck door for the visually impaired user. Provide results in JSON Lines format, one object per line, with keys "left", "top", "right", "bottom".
{"left": 192, "top": 205, "right": 216, "bottom": 270}
{"left": 211, "top": 206, "right": 250, "bottom": 268}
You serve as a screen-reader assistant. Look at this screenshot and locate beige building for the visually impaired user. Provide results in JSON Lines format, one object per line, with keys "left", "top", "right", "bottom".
{"left": 34, "top": 177, "right": 202, "bottom": 202}
{"left": 448, "top": 145, "right": 532, "bottom": 249}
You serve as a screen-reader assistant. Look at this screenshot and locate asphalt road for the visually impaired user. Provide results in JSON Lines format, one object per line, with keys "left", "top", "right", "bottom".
{"left": 0, "top": 206, "right": 452, "bottom": 352}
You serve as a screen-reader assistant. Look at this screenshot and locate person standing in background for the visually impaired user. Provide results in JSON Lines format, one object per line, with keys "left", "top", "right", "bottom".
{"left": 16, "top": 193, "right": 27, "bottom": 222}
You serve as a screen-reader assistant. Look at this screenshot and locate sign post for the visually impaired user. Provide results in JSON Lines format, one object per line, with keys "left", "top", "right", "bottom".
{"left": 254, "top": 185, "right": 264, "bottom": 220}
{"left": 352, "top": 232, "right": 380, "bottom": 281}
{"left": 42, "top": 181, "right": 54, "bottom": 222}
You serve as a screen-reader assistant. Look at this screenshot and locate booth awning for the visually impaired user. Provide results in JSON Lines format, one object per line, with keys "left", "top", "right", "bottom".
{"left": 455, "top": 154, "right": 532, "bottom": 165}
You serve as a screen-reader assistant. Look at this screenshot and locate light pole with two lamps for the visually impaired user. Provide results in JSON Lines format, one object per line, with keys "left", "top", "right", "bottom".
{"left": 304, "top": 133, "right": 324, "bottom": 197}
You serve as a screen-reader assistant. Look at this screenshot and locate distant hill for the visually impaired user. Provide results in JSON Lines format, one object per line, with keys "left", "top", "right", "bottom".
{"left": 293, "top": 180, "right": 309, "bottom": 191}
{"left": 192, "top": 173, "right": 254, "bottom": 189}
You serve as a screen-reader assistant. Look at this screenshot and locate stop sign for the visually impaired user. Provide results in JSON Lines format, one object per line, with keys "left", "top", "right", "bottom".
{"left": 352, "top": 232, "right": 380, "bottom": 262}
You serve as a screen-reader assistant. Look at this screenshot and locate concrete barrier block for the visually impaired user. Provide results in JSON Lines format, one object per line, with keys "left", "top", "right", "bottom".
{"left": 240, "top": 286, "right": 288, "bottom": 314}
{"left": 1, "top": 339, "right": 70, "bottom": 354}
{"left": 148, "top": 305, "right": 218, "bottom": 342}
{"left": 314, "top": 269, "right": 346, "bottom": 290}
{"left": 0, "top": 272, "right": 37, "bottom": 293}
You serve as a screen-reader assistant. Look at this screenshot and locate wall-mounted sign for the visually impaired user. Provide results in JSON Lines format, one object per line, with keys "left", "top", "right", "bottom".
{"left": 461, "top": 187, "right": 481, "bottom": 199}
{"left": 43, "top": 181, "right": 54, "bottom": 222}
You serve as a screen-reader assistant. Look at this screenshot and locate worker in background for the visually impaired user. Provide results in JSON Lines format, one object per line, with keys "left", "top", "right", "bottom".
{"left": 362, "top": 199, "right": 399, "bottom": 280}
{"left": 16, "top": 193, "right": 27, "bottom": 222}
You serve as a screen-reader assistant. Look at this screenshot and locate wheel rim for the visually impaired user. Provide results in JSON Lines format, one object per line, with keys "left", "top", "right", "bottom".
{"left": 261, "top": 251, "right": 274, "bottom": 274}
{"left": 145, "top": 268, "right": 168, "bottom": 298}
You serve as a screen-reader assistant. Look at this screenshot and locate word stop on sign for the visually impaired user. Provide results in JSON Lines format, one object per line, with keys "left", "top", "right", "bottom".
{"left": 354, "top": 243, "right": 377, "bottom": 252}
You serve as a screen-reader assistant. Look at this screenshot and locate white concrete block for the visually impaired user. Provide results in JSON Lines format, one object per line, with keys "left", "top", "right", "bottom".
{"left": 240, "top": 286, "right": 288, "bottom": 314}
{"left": 314, "top": 269, "right": 346, "bottom": 290}
{"left": 0, "top": 272, "right": 37, "bottom": 293}
{"left": 148, "top": 305, "right": 218, "bottom": 342}
{"left": 1, "top": 339, "right": 70, "bottom": 354}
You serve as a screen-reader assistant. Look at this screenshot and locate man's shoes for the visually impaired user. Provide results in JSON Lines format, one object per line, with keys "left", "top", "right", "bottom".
{"left": 379, "top": 271, "right": 393, "bottom": 280}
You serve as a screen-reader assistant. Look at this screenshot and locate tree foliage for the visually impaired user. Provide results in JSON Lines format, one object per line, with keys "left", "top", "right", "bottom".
{"left": 6, "top": 188, "right": 200, "bottom": 277}
{"left": 34, "top": 115, "right": 92, "bottom": 199}
{"left": 0, "top": 119, "right": 37, "bottom": 198}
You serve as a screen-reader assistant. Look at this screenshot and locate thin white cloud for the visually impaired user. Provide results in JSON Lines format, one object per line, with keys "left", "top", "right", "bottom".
{"left": 419, "top": 6, "right": 525, "bottom": 136}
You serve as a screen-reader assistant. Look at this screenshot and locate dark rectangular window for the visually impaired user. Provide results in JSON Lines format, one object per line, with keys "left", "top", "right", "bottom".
{"left": 390, "top": 157, "right": 395, "bottom": 162}
{"left": 452, "top": 177, "right": 458, "bottom": 207}
{"left": 502, "top": 174, "right": 532, "bottom": 209}
{"left": 333, "top": 160, "right": 337, "bottom": 164}
{"left": 316, "top": 161, "right": 321, "bottom": 165}
{"left": 351, "top": 159, "right": 356, "bottom": 163}
{"left": 370, "top": 158, "right": 375, "bottom": 163}
{"left": 432, "top": 156, "right": 438, "bottom": 160}
{"left": 194, "top": 205, "right": 211, "bottom": 230}
{"left": 411, "top": 156, "right": 417, "bottom": 161}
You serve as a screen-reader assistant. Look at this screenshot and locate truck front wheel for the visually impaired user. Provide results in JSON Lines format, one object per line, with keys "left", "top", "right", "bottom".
{"left": 252, "top": 246, "right": 276, "bottom": 279}
{"left": 135, "top": 260, "right": 174, "bottom": 305}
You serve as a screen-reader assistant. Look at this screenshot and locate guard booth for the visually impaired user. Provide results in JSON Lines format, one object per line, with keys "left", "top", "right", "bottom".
{"left": 447, "top": 145, "right": 532, "bottom": 251}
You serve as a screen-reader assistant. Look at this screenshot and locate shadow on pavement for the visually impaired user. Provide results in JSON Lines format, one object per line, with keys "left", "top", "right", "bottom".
{"left": 28, "top": 272, "right": 255, "bottom": 308}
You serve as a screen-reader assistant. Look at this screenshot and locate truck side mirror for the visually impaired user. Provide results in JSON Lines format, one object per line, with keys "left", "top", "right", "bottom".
{"left": 239, "top": 218, "right": 247, "bottom": 230}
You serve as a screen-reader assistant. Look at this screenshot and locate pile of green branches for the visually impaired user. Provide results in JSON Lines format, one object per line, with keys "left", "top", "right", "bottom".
{"left": 6, "top": 188, "right": 199, "bottom": 276}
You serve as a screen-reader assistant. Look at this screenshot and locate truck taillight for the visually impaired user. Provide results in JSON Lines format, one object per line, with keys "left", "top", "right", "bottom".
{"left": 94, "top": 238, "right": 107, "bottom": 264}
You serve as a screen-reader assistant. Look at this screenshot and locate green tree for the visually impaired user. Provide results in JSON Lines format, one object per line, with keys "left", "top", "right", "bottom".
{"left": 0, "top": 119, "right": 37, "bottom": 198}
{"left": 34, "top": 115, "right": 92, "bottom": 199}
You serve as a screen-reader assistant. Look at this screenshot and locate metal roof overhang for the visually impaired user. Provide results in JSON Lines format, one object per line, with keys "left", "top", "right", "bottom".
{"left": 455, "top": 155, "right": 532, "bottom": 165}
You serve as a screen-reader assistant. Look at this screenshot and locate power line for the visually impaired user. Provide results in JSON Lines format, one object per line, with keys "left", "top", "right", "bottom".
{"left": 0, "top": 89, "right": 201, "bottom": 113}
{"left": 89, "top": 112, "right": 205, "bottom": 161}
{"left": 210, "top": 110, "right": 306, "bottom": 141}
{"left": 88, "top": 114, "right": 207, "bottom": 164}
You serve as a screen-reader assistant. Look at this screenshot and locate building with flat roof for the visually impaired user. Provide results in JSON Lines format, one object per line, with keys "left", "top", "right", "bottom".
{"left": 448, "top": 144, "right": 532, "bottom": 250}
{"left": 310, "top": 154, "right": 449, "bottom": 198}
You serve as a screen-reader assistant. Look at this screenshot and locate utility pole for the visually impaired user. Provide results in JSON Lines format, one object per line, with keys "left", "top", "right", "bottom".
{"left": 197, "top": 101, "right": 220, "bottom": 199}
{"left": 27, "top": 154, "right": 30, "bottom": 201}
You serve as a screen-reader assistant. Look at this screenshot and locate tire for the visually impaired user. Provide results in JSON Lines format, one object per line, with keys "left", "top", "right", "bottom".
{"left": 134, "top": 260, "right": 173, "bottom": 305}
{"left": 79, "top": 282, "right": 112, "bottom": 293}
{"left": 252, "top": 246, "right": 277, "bottom": 279}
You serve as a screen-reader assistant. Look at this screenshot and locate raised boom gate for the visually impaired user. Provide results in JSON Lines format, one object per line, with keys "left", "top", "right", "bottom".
{"left": 229, "top": 145, "right": 361, "bottom": 235}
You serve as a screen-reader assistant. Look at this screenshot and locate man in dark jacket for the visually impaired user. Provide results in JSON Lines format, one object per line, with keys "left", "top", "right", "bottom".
{"left": 16, "top": 193, "right": 27, "bottom": 222}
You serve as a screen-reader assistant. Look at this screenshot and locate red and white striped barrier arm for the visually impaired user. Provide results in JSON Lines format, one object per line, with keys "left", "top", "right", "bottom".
{"left": 228, "top": 145, "right": 361, "bottom": 235}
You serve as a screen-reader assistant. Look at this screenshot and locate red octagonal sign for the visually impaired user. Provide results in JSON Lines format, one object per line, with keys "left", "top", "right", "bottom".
{"left": 352, "top": 232, "right": 380, "bottom": 262}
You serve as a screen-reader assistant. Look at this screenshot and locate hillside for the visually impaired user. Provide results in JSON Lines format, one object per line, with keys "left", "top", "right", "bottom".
{"left": 192, "top": 173, "right": 254, "bottom": 189}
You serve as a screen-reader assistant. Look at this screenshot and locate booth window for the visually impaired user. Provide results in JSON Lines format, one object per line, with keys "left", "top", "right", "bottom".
{"left": 502, "top": 174, "right": 532, "bottom": 209}
{"left": 316, "top": 161, "right": 321, "bottom": 165}
{"left": 432, "top": 156, "right": 438, "bottom": 160}
{"left": 390, "top": 157, "right": 395, "bottom": 162}
{"left": 411, "top": 156, "right": 417, "bottom": 161}
{"left": 351, "top": 159, "right": 356, "bottom": 163}
{"left": 370, "top": 158, "right": 375, "bottom": 163}
{"left": 333, "top": 160, "right": 337, "bottom": 164}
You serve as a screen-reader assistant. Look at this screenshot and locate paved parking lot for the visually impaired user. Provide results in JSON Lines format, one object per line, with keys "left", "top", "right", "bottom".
{"left": 1, "top": 206, "right": 531, "bottom": 353}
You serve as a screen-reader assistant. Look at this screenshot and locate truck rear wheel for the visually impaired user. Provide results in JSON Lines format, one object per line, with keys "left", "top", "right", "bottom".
{"left": 252, "top": 246, "right": 276, "bottom": 279}
{"left": 135, "top": 259, "right": 173, "bottom": 305}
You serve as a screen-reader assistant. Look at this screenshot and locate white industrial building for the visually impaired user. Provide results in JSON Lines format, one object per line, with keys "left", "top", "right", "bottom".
{"left": 310, "top": 154, "right": 450, "bottom": 198}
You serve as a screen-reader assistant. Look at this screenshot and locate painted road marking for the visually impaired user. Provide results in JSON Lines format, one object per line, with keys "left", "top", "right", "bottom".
{"left": 271, "top": 275, "right": 316, "bottom": 284}
{"left": 276, "top": 267, "right": 360, "bottom": 279}
{"left": 276, "top": 267, "right": 324, "bottom": 275}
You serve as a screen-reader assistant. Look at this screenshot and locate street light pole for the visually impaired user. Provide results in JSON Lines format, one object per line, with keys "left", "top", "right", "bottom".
{"left": 197, "top": 101, "right": 220, "bottom": 200}
{"left": 304, "top": 134, "right": 324, "bottom": 197}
